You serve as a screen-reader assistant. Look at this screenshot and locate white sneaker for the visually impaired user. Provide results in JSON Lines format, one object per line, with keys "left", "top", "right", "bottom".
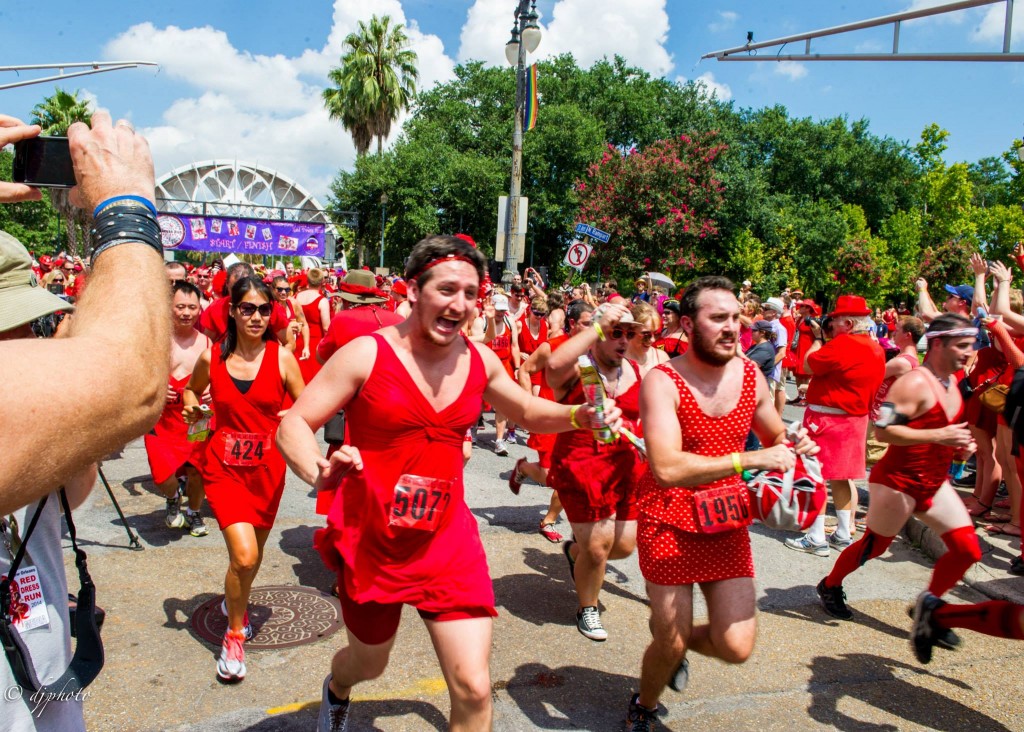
{"left": 494, "top": 439, "right": 509, "bottom": 457}
{"left": 784, "top": 535, "right": 829, "bottom": 557}
{"left": 220, "top": 599, "right": 253, "bottom": 641}
{"left": 216, "top": 629, "right": 246, "bottom": 682}
{"left": 165, "top": 496, "right": 185, "bottom": 529}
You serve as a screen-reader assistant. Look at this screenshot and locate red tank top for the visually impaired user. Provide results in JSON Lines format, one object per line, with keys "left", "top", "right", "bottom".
{"left": 488, "top": 317, "right": 514, "bottom": 362}
{"left": 518, "top": 319, "right": 547, "bottom": 355}
{"left": 321, "top": 334, "right": 494, "bottom": 610}
{"left": 208, "top": 341, "right": 286, "bottom": 460}
{"left": 152, "top": 374, "right": 190, "bottom": 438}
{"left": 869, "top": 352, "right": 919, "bottom": 422}
{"left": 870, "top": 371, "right": 962, "bottom": 493}
{"left": 638, "top": 359, "right": 758, "bottom": 527}
{"left": 552, "top": 358, "right": 643, "bottom": 457}
{"left": 300, "top": 295, "right": 326, "bottom": 342}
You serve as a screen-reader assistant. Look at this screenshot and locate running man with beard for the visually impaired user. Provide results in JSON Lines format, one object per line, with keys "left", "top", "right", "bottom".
{"left": 276, "top": 235, "right": 620, "bottom": 732}
{"left": 545, "top": 301, "right": 645, "bottom": 642}
{"left": 626, "top": 276, "right": 817, "bottom": 730}
{"left": 145, "top": 281, "right": 212, "bottom": 536}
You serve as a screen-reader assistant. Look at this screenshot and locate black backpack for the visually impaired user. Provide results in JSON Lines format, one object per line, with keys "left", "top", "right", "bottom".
{"left": 1004, "top": 365, "right": 1024, "bottom": 449}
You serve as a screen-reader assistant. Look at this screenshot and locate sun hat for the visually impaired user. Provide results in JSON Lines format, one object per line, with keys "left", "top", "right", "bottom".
{"left": 0, "top": 230, "right": 73, "bottom": 332}
{"left": 338, "top": 269, "right": 386, "bottom": 304}
{"left": 828, "top": 295, "right": 872, "bottom": 318}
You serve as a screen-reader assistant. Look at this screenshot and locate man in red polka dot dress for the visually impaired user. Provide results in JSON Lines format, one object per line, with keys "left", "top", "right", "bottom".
{"left": 625, "top": 276, "right": 819, "bottom": 730}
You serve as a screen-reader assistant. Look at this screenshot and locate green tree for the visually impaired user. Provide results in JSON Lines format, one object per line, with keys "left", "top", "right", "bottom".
{"left": 0, "top": 150, "right": 59, "bottom": 251}
{"left": 323, "top": 15, "right": 418, "bottom": 157}
{"left": 30, "top": 88, "right": 94, "bottom": 256}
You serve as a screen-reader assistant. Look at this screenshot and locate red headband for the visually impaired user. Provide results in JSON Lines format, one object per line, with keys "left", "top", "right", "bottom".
{"left": 410, "top": 253, "right": 477, "bottom": 281}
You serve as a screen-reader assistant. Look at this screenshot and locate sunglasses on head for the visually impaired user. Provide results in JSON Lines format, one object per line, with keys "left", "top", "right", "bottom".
{"left": 236, "top": 302, "right": 274, "bottom": 318}
{"left": 626, "top": 330, "right": 654, "bottom": 341}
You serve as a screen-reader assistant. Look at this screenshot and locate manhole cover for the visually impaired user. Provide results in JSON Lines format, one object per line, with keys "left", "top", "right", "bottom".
{"left": 191, "top": 586, "right": 343, "bottom": 649}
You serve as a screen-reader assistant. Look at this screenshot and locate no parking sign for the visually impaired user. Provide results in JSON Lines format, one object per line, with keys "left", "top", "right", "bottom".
{"left": 564, "top": 239, "right": 593, "bottom": 271}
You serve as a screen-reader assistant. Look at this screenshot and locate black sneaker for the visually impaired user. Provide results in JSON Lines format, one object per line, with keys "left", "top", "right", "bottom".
{"left": 817, "top": 578, "right": 853, "bottom": 620}
{"left": 950, "top": 472, "right": 976, "bottom": 488}
{"left": 562, "top": 540, "right": 576, "bottom": 581}
{"left": 905, "top": 603, "right": 960, "bottom": 650}
{"left": 668, "top": 657, "right": 689, "bottom": 692}
{"left": 1010, "top": 556, "right": 1024, "bottom": 576}
{"left": 625, "top": 693, "right": 658, "bottom": 731}
{"left": 576, "top": 606, "right": 608, "bottom": 641}
{"left": 910, "top": 591, "right": 946, "bottom": 664}
{"left": 318, "top": 675, "right": 350, "bottom": 732}
{"left": 185, "top": 511, "right": 209, "bottom": 537}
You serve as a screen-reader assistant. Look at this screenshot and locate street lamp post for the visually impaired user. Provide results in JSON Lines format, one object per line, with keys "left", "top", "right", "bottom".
{"left": 379, "top": 192, "right": 389, "bottom": 269}
{"left": 502, "top": 0, "right": 541, "bottom": 286}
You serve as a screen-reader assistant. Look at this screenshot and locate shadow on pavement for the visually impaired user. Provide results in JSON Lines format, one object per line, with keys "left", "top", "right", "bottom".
{"left": 472, "top": 503, "right": 552, "bottom": 534}
{"left": 501, "top": 661, "right": 639, "bottom": 730}
{"left": 806, "top": 652, "right": 1009, "bottom": 731}
{"left": 278, "top": 525, "right": 335, "bottom": 591}
{"left": 162, "top": 591, "right": 222, "bottom": 652}
{"left": 758, "top": 585, "right": 908, "bottom": 641}
{"left": 233, "top": 701, "right": 447, "bottom": 732}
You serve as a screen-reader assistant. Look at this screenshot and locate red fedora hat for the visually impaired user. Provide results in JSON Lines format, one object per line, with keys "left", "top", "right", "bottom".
{"left": 828, "top": 295, "right": 871, "bottom": 318}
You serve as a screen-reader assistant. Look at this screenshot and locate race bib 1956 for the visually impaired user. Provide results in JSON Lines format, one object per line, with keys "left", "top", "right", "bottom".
{"left": 222, "top": 432, "right": 270, "bottom": 467}
{"left": 389, "top": 475, "right": 453, "bottom": 532}
{"left": 694, "top": 485, "right": 752, "bottom": 534}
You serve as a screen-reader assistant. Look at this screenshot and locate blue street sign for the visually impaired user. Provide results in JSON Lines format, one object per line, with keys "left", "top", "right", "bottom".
{"left": 574, "top": 223, "right": 611, "bottom": 243}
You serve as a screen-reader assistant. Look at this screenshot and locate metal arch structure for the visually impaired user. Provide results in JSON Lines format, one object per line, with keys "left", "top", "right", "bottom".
{"left": 703, "top": 0, "right": 1023, "bottom": 63}
{"left": 0, "top": 61, "right": 158, "bottom": 91}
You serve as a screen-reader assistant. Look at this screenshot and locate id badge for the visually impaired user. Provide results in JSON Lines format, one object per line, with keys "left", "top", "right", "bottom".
{"left": 4, "top": 564, "right": 50, "bottom": 631}
{"left": 389, "top": 475, "right": 453, "bottom": 532}
{"left": 694, "top": 485, "right": 752, "bottom": 534}
{"left": 222, "top": 432, "right": 270, "bottom": 466}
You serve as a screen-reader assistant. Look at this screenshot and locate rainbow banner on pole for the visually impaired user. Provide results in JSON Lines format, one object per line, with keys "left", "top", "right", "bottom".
{"left": 524, "top": 64, "right": 538, "bottom": 131}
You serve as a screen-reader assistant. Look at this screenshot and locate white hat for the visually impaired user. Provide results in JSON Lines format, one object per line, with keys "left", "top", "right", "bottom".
{"left": 763, "top": 297, "right": 785, "bottom": 314}
{"left": 492, "top": 294, "right": 509, "bottom": 311}
{"left": 742, "top": 280, "right": 752, "bottom": 287}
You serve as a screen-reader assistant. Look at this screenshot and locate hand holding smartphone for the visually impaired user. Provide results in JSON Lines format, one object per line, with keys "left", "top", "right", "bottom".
{"left": 12, "top": 136, "right": 76, "bottom": 188}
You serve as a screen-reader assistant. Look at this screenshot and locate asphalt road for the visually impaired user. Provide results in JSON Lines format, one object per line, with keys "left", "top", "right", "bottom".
{"left": 63, "top": 401, "right": 1024, "bottom": 732}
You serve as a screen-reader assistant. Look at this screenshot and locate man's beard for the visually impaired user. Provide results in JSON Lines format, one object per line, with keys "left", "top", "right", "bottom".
{"left": 690, "top": 327, "right": 735, "bottom": 366}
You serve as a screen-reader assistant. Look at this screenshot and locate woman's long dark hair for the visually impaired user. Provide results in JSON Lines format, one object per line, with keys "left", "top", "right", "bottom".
{"left": 221, "top": 276, "right": 275, "bottom": 361}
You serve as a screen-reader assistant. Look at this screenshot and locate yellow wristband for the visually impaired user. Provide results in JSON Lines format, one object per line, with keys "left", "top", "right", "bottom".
{"left": 569, "top": 404, "right": 583, "bottom": 429}
{"left": 593, "top": 323, "right": 606, "bottom": 341}
{"left": 731, "top": 452, "right": 743, "bottom": 474}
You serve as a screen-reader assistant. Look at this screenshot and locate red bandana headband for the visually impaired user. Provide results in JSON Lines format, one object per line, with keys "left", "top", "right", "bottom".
{"left": 410, "top": 253, "right": 477, "bottom": 282}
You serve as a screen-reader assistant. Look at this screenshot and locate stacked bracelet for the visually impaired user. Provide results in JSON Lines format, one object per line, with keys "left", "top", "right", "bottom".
{"left": 90, "top": 203, "right": 163, "bottom": 260}
{"left": 94, "top": 195, "right": 158, "bottom": 218}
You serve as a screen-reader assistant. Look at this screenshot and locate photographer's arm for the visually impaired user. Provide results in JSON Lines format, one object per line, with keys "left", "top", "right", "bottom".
{"left": 0, "top": 111, "right": 170, "bottom": 515}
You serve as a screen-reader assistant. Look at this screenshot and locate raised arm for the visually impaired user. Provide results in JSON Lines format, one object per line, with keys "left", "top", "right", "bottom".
{"left": 915, "top": 278, "right": 940, "bottom": 323}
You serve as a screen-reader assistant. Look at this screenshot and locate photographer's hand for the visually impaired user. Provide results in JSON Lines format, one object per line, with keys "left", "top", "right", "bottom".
{"left": 0, "top": 115, "right": 43, "bottom": 203}
{"left": 67, "top": 110, "right": 156, "bottom": 211}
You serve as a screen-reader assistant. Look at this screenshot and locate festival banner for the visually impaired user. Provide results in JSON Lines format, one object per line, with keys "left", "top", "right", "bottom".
{"left": 158, "top": 214, "right": 325, "bottom": 258}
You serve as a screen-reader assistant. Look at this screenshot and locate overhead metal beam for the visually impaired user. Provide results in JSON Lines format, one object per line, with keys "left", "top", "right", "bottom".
{"left": 0, "top": 61, "right": 158, "bottom": 91}
{"left": 703, "top": 0, "right": 1019, "bottom": 63}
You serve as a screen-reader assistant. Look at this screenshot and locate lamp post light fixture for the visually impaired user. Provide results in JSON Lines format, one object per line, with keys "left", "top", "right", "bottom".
{"left": 379, "top": 192, "right": 389, "bottom": 269}
{"left": 501, "top": 0, "right": 541, "bottom": 286}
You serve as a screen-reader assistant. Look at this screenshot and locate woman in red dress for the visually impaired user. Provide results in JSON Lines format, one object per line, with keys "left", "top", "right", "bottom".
{"left": 295, "top": 268, "right": 331, "bottom": 382}
{"left": 790, "top": 299, "right": 819, "bottom": 405}
{"left": 184, "top": 276, "right": 304, "bottom": 683}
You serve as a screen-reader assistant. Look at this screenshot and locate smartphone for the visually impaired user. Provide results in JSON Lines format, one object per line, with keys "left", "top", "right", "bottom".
{"left": 12, "top": 137, "right": 76, "bottom": 188}
{"left": 47, "top": 282, "right": 65, "bottom": 295}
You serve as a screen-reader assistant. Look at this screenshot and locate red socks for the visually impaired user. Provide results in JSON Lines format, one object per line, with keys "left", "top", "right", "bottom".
{"left": 928, "top": 526, "right": 982, "bottom": 597}
{"left": 934, "top": 600, "right": 1024, "bottom": 640}
{"left": 825, "top": 530, "right": 894, "bottom": 588}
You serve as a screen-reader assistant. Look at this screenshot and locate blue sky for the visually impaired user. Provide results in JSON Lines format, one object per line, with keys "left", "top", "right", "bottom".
{"left": 1, "top": 1, "right": 1021, "bottom": 203}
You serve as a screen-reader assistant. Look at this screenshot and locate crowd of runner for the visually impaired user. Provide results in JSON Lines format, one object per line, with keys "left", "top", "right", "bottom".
{"left": 21, "top": 229, "right": 1024, "bottom": 731}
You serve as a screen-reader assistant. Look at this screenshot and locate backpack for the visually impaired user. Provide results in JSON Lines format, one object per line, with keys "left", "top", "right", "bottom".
{"left": 1003, "top": 365, "right": 1024, "bottom": 449}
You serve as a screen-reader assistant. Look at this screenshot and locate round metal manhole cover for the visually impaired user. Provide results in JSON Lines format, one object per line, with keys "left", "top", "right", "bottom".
{"left": 191, "top": 586, "right": 343, "bottom": 649}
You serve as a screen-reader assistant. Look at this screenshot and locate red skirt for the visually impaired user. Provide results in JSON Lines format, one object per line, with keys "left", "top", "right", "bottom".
{"left": 638, "top": 520, "right": 754, "bottom": 585}
{"left": 202, "top": 431, "right": 287, "bottom": 530}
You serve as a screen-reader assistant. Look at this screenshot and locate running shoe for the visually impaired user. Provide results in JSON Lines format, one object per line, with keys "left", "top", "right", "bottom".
{"left": 1010, "top": 556, "right": 1024, "bottom": 576}
{"left": 904, "top": 603, "right": 960, "bottom": 650}
{"left": 950, "top": 472, "right": 976, "bottom": 488}
{"left": 509, "top": 458, "right": 527, "bottom": 495}
{"left": 784, "top": 535, "right": 829, "bottom": 557}
{"left": 318, "top": 675, "right": 350, "bottom": 732}
{"left": 625, "top": 693, "right": 658, "bottom": 731}
{"left": 576, "top": 606, "right": 607, "bottom": 641}
{"left": 216, "top": 629, "right": 247, "bottom": 682}
{"left": 185, "top": 511, "right": 209, "bottom": 537}
{"left": 816, "top": 578, "right": 853, "bottom": 620}
{"left": 165, "top": 496, "right": 185, "bottom": 529}
{"left": 562, "top": 540, "right": 576, "bottom": 580}
{"left": 506, "top": 428, "right": 518, "bottom": 444}
{"left": 494, "top": 439, "right": 509, "bottom": 457}
{"left": 827, "top": 532, "right": 853, "bottom": 550}
{"left": 668, "top": 657, "right": 689, "bottom": 693}
{"left": 220, "top": 599, "right": 254, "bottom": 641}
{"left": 910, "top": 591, "right": 946, "bottom": 664}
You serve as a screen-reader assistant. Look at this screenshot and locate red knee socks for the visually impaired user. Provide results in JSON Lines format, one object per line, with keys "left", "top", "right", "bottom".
{"left": 825, "top": 530, "right": 894, "bottom": 588}
{"left": 928, "top": 526, "right": 982, "bottom": 597}
{"left": 934, "top": 600, "right": 1024, "bottom": 640}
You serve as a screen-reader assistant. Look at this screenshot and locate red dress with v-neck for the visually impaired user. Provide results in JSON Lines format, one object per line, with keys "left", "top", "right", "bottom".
{"left": 202, "top": 341, "right": 288, "bottom": 530}
{"left": 314, "top": 333, "right": 495, "bottom": 614}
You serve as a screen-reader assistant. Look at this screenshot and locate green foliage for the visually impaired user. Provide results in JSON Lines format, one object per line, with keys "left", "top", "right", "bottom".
{"left": 879, "top": 209, "right": 923, "bottom": 294}
{"left": 0, "top": 151, "right": 59, "bottom": 250}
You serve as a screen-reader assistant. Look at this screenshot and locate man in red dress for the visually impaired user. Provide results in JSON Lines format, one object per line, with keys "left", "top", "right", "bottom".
{"left": 627, "top": 276, "right": 816, "bottom": 730}
{"left": 785, "top": 295, "right": 886, "bottom": 556}
{"left": 278, "top": 235, "right": 618, "bottom": 732}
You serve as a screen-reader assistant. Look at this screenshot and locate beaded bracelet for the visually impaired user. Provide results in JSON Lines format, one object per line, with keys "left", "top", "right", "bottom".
{"left": 94, "top": 195, "right": 158, "bottom": 218}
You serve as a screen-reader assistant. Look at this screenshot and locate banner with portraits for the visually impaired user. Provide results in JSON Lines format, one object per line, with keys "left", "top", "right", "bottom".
{"left": 158, "top": 214, "right": 325, "bottom": 258}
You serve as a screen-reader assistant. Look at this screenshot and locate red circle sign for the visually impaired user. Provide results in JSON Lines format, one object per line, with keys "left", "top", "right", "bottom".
{"left": 567, "top": 242, "right": 589, "bottom": 266}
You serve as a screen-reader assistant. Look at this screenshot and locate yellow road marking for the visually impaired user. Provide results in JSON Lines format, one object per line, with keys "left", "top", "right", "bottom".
{"left": 266, "top": 677, "right": 448, "bottom": 715}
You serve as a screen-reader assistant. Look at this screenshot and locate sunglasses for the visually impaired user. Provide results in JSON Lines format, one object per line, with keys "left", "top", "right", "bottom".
{"left": 531, "top": 309, "right": 547, "bottom": 316}
{"left": 236, "top": 302, "right": 274, "bottom": 318}
{"left": 53, "top": 278, "right": 65, "bottom": 283}
{"left": 274, "top": 287, "right": 291, "bottom": 294}
{"left": 626, "top": 330, "right": 655, "bottom": 342}
{"left": 609, "top": 328, "right": 630, "bottom": 340}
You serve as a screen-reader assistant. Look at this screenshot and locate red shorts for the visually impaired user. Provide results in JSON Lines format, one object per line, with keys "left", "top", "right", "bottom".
{"left": 548, "top": 447, "right": 639, "bottom": 523}
{"left": 536, "top": 450, "right": 552, "bottom": 470}
{"left": 803, "top": 409, "right": 869, "bottom": 481}
{"left": 871, "top": 478, "right": 942, "bottom": 513}
{"left": 335, "top": 569, "right": 497, "bottom": 645}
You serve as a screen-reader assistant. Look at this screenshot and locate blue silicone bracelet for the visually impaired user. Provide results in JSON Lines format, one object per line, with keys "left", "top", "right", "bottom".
{"left": 93, "top": 195, "right": 158, "bottom": 218}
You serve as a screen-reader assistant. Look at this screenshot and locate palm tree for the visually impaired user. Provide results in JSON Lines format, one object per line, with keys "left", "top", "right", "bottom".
{"left": 31, "top": 89, "right": 94, "bottom": 257}
{"left": 323, "top": 15, "right": 419, "bottom": 157}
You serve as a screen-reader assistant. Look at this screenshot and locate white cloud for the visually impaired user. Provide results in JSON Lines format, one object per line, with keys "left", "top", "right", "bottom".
{"left": 676, "top": 71, "right": 732, "bottom": 101}
{"left": 773, "top": 61, "right": 807, "bottom": 80}
{"left": 102, "top": 1, "right": 456, "bottom": 201}
{"left": 458, "top": 0, "right": 673, "bottom": 77}
{"left": 970, "top": 1, "right": 1022, "bottom": 45}
{"left": 709, "top": 10, "right": 739, "bottom": 34}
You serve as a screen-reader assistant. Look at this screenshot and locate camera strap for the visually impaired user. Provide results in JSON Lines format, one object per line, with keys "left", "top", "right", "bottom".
{"left": 1, "top": 489, "right": 103, "bottom": 693}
